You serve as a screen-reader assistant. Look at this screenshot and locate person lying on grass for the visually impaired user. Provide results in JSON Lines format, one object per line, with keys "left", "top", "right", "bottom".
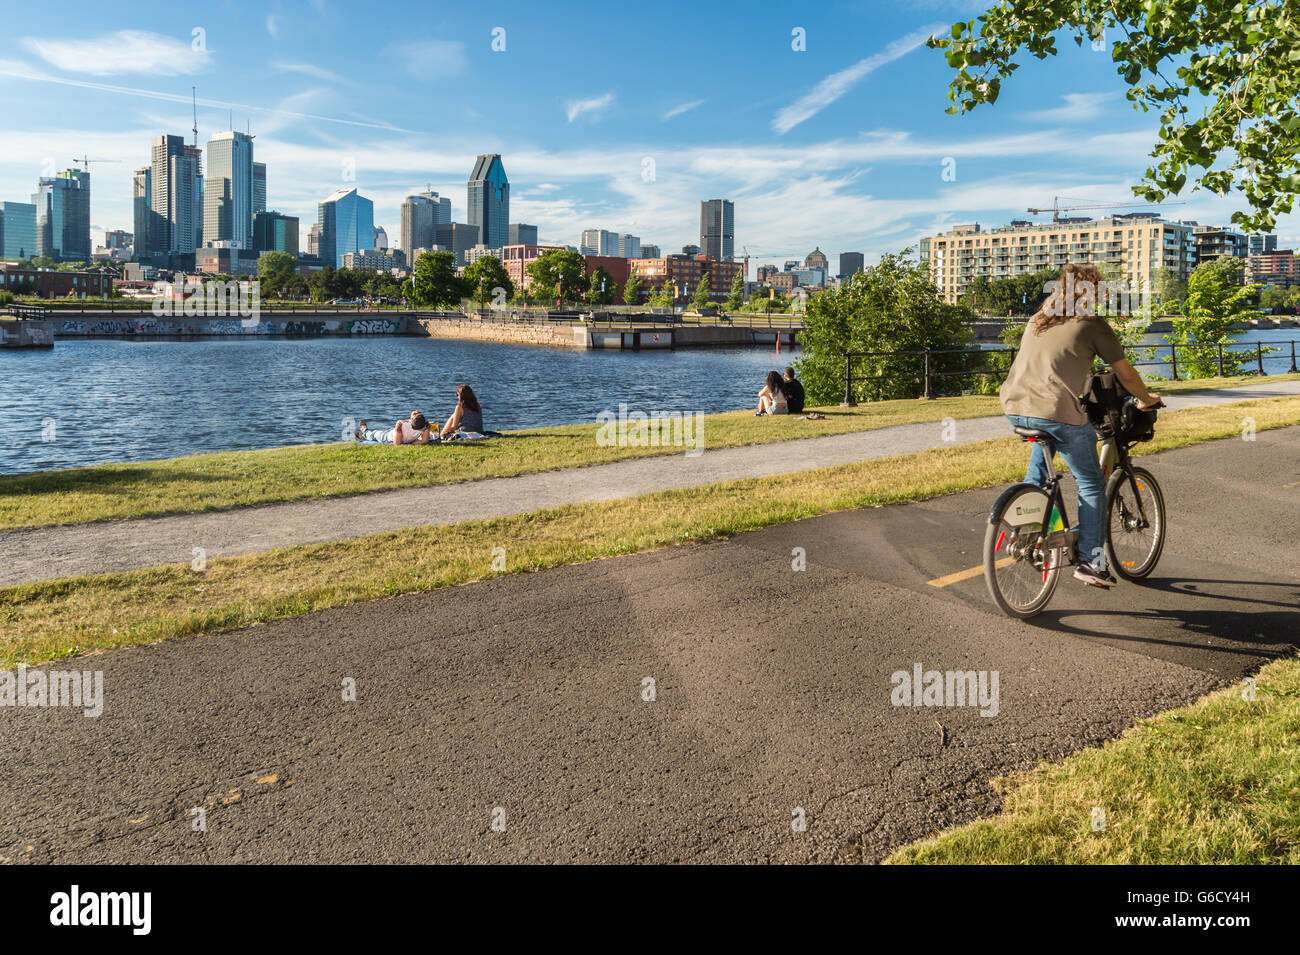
{"left": 355, "top": 411, "right": 434, "bottom": 445}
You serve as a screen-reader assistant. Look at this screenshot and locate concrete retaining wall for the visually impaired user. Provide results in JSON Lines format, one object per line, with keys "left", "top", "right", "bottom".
{"left": 0, "top": 319, "right": 55, "bottom": 347}
{"left": 413, "top": 317, "right": 585, "bottom": 349}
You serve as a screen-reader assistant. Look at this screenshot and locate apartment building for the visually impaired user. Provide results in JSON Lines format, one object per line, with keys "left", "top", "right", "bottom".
{"left": 627, "top": 253, "right": 743, "bottom": 303}
{"left": 919, "top": 214, "right": 1199, "bottom": 304}
{"left": 1246, "top": 249, "right": 1300, "bottom": 287}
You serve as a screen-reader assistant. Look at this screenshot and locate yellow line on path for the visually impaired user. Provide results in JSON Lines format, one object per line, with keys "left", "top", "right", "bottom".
{"left": 928, "top": 557, "right": 1012, "bottom": 588}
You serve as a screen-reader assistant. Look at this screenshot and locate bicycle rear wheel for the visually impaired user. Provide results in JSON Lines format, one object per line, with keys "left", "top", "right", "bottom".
{"left": 1106, "top": 465, "right": 1165, "bottom": 581}
{"left": 984, "top": 484, "right": 1064, "bottom": 619}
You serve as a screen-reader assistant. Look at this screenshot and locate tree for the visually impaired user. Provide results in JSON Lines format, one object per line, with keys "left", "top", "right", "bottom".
{"left": 587, "top": 266, "right": 615, "bottom": 305}
{"left": 961, "top": 268, "right": 1057, "bottom": 316}
{"left": 691, "top": 272, "right": 712, "bottom": 311}
{"left": 795, "top": 252, "right": 976, "bottom": 404}
{"left": 411, "top": 251, "right": 467, "bottom": 308}
{"left": 930, "top": 1, "right": 1300, "bottom": 231}
{"left": 725, "top": 270, "right": 745, "bottom": 311}
{"left": 526, "top": 249, "right": 587, "bottom": 305}
{"left": 258, "top": 251, "right": 298, "bottom": 299}
{"left": 1168, "top": 255, "right": 1261, "bottom": 377}
{"left": 648, "top": 282, "right": 675, "bottom": 308}
{"left": 462, "top": 255, "right": 514, "bottom": 307}
{"left": 623, "top": 269, "right": 641, "bottom": 305}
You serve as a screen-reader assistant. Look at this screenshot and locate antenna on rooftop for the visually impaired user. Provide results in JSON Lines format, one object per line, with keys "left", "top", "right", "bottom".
{"left": 191, "top": 87, "right": 198, "bottom": 147}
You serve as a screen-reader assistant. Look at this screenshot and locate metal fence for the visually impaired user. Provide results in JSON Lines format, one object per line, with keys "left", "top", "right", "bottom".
{"left": 842, "top": 339, "right": 1300, "bottom": 405}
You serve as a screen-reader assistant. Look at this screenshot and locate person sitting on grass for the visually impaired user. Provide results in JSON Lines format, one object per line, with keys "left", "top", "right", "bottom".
{"left": 755, "top": 370, "right": 789, "bottom": 415}
{"left": 355, "top": 411, "right": 433, "bottom": 445}
{"left": 441, "top": 384, "right": 485, "bottom": 437}
{"left": 783, "top": 366, "right": 805, "bottom": 414}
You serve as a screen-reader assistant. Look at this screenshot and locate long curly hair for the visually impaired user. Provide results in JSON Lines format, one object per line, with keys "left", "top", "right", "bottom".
{"left": 1032, "top": 263, "right": 1106, "bottom": 335}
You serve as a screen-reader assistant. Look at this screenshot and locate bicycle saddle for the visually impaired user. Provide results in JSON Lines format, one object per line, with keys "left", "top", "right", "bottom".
{"left": 1013, "top": 426, "right": 1054, "bottom": 442}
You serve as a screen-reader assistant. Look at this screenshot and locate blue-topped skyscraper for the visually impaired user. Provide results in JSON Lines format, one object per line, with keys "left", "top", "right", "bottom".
{"left": 467, "top": 154, "right": 509, "bottom": 251}
{"left": 317, "top": 187, "right": 375, "bottom": 268}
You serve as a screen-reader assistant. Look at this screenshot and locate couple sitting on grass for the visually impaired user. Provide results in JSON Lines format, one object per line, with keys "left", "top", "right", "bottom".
{"left": 355, "top": 384, "right": 486, "bottom": 445}
{"left": 755, "top": 366, "right": 805, "bottom": 416}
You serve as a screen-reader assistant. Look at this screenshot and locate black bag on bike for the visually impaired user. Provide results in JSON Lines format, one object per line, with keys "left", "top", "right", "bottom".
{"left": 1081, "top": 371, "right": 1156, "bottom": 443}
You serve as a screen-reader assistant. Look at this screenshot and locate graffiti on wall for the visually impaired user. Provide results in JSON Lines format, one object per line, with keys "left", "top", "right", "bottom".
{"left": 348, "top": 318, "right": 399, "bottom": 335}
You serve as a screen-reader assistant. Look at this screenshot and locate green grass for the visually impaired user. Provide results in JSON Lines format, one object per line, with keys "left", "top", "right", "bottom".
{"left": 886, "top": 654, "right": 1300, "bottom": 864}
{"left": 4, "top": 374, "right": 1298, "bottom": 531}
{"left": 3, "top": 394, "right": 1297, "bottom": 669}
{"left": 0, "top": 397, "right": 1003, "bottom": 530}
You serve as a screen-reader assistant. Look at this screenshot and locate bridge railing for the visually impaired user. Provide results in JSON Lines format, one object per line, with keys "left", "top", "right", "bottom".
{"left": 842, "top": 340, "right": 1300, "bottom": 405}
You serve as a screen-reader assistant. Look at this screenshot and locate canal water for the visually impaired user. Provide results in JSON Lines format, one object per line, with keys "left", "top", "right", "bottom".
{"left": 0, "top": 337, "right": 790, "bottom": 474}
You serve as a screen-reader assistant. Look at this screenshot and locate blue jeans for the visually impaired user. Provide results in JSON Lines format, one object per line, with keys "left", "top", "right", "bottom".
{"left": 1006, "top": 415, "right": 1107, "bottom": 572}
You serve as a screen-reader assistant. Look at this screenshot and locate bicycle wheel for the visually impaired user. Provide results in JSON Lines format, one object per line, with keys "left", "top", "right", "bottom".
{"left": 984, "top": 484, "right": 1065, "bottom": 619}
{"left": 1106, "top": 465, "right": 1165, "bottom": 581}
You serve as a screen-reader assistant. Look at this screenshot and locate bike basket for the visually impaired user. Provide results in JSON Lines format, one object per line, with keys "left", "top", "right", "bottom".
{"left": 1114, "top": 395, "right": 1157, "bottom": 443}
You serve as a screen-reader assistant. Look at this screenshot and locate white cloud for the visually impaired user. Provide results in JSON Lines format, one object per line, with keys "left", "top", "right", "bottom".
{"left": 20, "top": 30, "right": 210, "bottom": 77}
{"left": 1024, "top": 92, "right": 1121, "bottom": 124}
{"left": 266, "top": 15, "right": 279, "bottom": 38}
{"left": 388, "top": 41, "right": 468, "bottom": 81}
{"left": 273, "top": 61, "right": 350, "bottom": 85}
{"left": 0, "top": 59, "right": 407, "bottom": 133}
{"left": 772, "top": 24, "right": 947, "bottom": 134}
{"left": 566, "top": 93, "right": 615, "bottom": 123}
{"left": 662, "top": 99, "right": 705, "bottom": 121}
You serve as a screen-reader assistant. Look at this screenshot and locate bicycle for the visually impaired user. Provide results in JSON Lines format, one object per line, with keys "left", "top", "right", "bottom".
{"left": 982, "top": 398, "right": 1167, "bottom": 619}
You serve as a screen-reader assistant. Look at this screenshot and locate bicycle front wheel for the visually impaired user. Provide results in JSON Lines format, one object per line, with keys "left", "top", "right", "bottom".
{"left": 1106, "top": 465, "right": 1166, "bottom": 581}
{"left": 984, "top": 483, "right": 1064, "bottom": 619}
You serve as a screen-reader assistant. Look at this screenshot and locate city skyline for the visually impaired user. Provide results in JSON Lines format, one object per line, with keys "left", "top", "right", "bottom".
{"left": 1, "top": 1, "right": 1298, "bottom": 266}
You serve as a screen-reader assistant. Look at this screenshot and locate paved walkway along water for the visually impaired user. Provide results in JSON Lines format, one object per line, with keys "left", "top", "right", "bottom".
{"left": 2, "top": 380, "right": 1297, "bottom": 586}
{"left": 3, "top": 430, "right": 1297, "bottom": 863}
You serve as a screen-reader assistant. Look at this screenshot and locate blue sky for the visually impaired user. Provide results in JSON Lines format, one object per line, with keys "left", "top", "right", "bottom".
{"left": 1, "top": 0, "right": 1293, "bottom": 267}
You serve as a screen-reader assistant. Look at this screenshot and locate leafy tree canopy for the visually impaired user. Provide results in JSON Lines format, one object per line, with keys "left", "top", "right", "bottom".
{"left": 931, "top": 0, "right": 1300, "bottom": 230}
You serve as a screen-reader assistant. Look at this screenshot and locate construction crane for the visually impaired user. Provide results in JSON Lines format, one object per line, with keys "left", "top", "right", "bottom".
{"left": 1027, "top": 195, "right": 1186, "bottom": 222}
{"left": 72, "top": 156, "right": 121, "bottom": 171}
{"left": 738, "top": 245, "right": 750, "bottom": 280}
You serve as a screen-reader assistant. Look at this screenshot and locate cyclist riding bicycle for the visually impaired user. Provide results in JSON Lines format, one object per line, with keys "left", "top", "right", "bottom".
{"left": 999, "top": 263, "right": 1162, "bottom": 589}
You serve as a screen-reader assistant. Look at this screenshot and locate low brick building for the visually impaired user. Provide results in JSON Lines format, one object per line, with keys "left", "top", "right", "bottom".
{"left": 0, "top": 266, "right": 113, "bottom": 298}
{"left": 627, "top": 254, "right": 743, "bottom": 303}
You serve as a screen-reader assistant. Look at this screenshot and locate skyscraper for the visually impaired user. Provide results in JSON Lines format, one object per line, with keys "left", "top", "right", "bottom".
{"left": 132, "top": 167, "right": 150, "bottom": 258}
{"left": 400, "top": 191, "right": 451, "bottom": 258}
{"left": 317, "top": 187, "right": 375, "bottom": 268}
{"left": 618, "top": 234, "right": 641, "bottom": 258}
{"left": 150, "top": 135, "right": 203, "bottom": 255}
{"left": 0, "top": 201, "right": 38, "bottom": 260}
{"left": 580, "top": 229, "right": 619, "bottom": 256}
{"left": 33, "top": 169, "right": 91, "bottom": 261}
{"left": 467, "top": 154, "right": 509, "bottom": 251}
{"left": 838, "top": 252, "right": 864, "bottom": 278}
{"left": 204, "top": 130, "right": 255, "bottom": 248}
{"left": 253, "top": 162, "right": 266, "bottom": 215}
{"left": 508, "top": 223, "right": 538, "bottom": 246}
{"left": 253, "top": 212, "right": 299, "bottom": 256}
{"left": 700, "top": 199, "right": 734, "bottom": 262}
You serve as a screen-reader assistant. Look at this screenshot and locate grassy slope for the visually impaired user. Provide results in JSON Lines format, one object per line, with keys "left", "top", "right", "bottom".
{"left": 3, "top": 395, "right": 1297, "bottom": 669}
{"left": 2, "top": 397, "right": 1003, "bottom": 530}
{"left": 4, "top": 373, "right": 1298, "bottom": 531}
{"left": 886, "top": 654, "right": 1300, "bottom": 864}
